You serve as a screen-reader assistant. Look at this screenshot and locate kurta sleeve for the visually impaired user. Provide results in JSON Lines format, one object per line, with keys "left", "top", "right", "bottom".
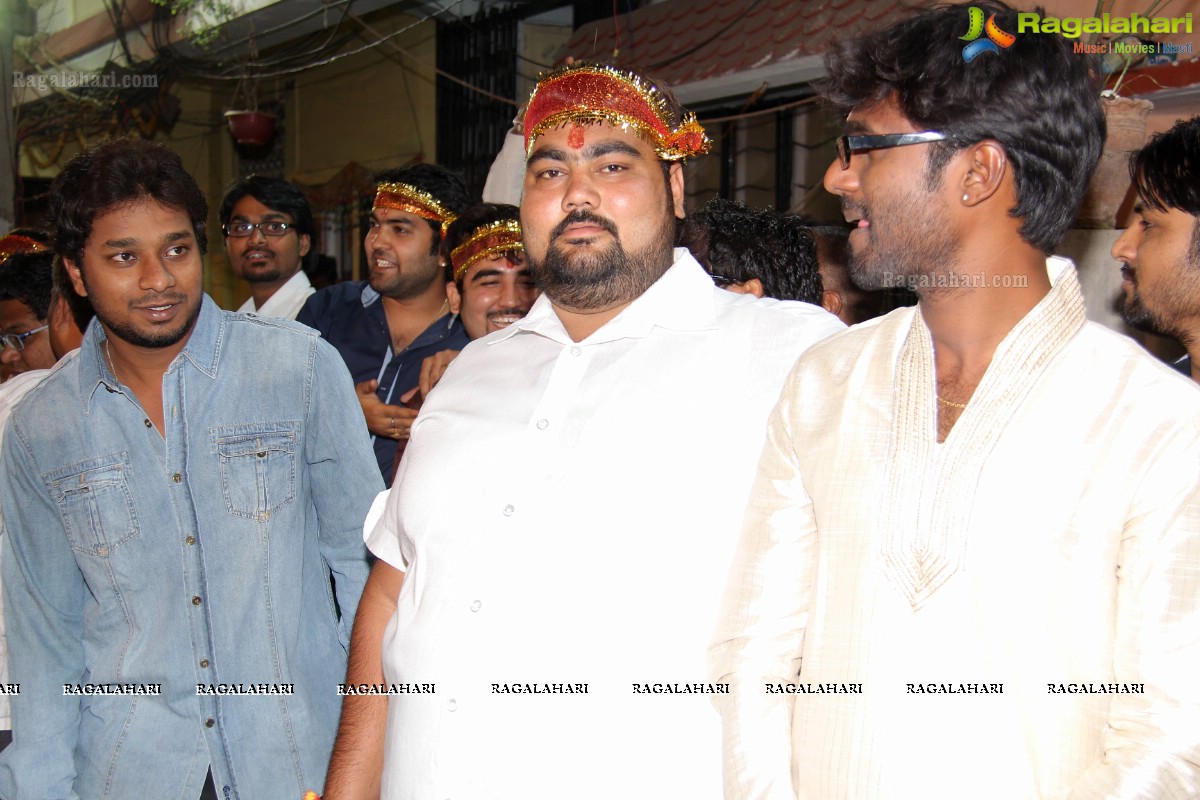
{"left": 306, "top": 337, "right": 382, "bottom": 639}
{"left": 709, "top": 368, "right": 816, "bottom": 800}
{"left": 1068, "top": 422, "right": 1200, "bottom": 799}
{"left": 0, "top": 420, "right": 85, "bottom": 800}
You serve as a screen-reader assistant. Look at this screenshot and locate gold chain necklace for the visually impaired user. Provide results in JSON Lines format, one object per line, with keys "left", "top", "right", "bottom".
{"left": 103, "top": 339, "right": 122, "bottom": 386}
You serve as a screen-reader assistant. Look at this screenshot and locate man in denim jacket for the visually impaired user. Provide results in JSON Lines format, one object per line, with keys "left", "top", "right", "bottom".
{"left": 0, "top": 138, "right": 381, "bottom": 800}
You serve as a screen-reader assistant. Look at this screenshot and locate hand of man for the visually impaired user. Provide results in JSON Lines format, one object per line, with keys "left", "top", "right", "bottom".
{"left": 417, "top": 349, "right": 461, "bottom": 398}
{"left": 356, "top": 379, "right": 418, "bottom": 440}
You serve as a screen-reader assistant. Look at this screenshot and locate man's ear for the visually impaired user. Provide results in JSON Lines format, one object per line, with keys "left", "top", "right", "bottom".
{"left": 669, "top": 162, "right": 686, "bottom": 220}
{"left": 63, "top": 257, "right": 88, "bottom": 298}
{"left": 741, "top": 277, "right": 765, "bottom": 298}
{"left": 959, "top": 140, "right": 1007, "bottom": 207}
{"left": 298, "top": 234, "right": 312, "bottom": 258}
{"left": 821, "top": 289, "right": 844, "bottom": 319}
{"left": 446, "top": 281, "right": 462, "bottom": 315}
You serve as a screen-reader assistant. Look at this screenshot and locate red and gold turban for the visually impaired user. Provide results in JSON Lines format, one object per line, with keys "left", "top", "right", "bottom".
{"left": 0, "top": 233, "right": 49, "bottom": 264}
{"left": 523, "top": 64, "right": 711, "bottom": 162}
{"left": 372, "top": 181, "right": 457, "bottom": 236}
{"left": 450, "top": 219, "right": 523, "bottom": 280}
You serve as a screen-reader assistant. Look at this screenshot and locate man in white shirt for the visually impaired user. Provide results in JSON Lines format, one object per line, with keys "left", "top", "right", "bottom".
{"left": 219, "top": 175, "right": 316, "bottom": 319}
{"left": 711, "top": 3, "right": 1200, "bottom": 798}
{"left": 323, "top": 63, "right": 843, "bottom": 799}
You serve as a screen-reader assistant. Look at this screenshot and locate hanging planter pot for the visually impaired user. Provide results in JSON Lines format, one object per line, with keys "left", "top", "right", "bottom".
{"left": 224, "top": 109, "right": 277, "bottom": 146}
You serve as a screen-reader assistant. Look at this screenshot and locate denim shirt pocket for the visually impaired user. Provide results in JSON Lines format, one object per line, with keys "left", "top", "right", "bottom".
{"left": 47, "top": 454, "right": 141, "bottom": 557}
{"left": 211, "top": 421, "right": 299, "bottom": 520}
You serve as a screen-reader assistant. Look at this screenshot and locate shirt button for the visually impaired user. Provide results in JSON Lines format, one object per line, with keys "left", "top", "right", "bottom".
{"left": 200, "top": 658, "right": 209, "bottom": 668}
{"left": 447, "top": 699, "right": 457, "bottom": 711}
{"left": 469, "top": 600, "right": 482, "bottom": 612}
{"left": 536, "top": 419, "right": 549, "bottom": 430}
{"left": 191, "top": 596, "right": 202, "bottom": 606}
{"left": 143, "top": 418, "right": 152, "bottom": 428}
{"left": 172, "top": 473, "right": 182, "bottom": 483}
{"left": 502, "top": 504, "right": 514, "bottom": 516}
{"left": 570, "top": 346, "right": 582, "bottom": 356}
{"left": 205, "top": 718, "right": 215, "bottom": 728}
{"left": 186, "top": 535, "right": 195, "bottom": 545}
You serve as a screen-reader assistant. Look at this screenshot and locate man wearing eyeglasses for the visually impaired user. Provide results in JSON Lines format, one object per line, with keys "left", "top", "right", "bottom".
{"left": 219, "top": 175, "right": 316, "bottom": 320}
{"left": 0, "top": 247, "right": 56, "bottom": 377}
{"left": 711, "top": 3, "right": 1200, "bottom": 798}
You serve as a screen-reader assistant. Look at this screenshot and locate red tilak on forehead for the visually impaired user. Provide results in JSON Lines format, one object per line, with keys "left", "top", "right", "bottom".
{"left": 567, "top": 123, "right": 585, "bottom": 149}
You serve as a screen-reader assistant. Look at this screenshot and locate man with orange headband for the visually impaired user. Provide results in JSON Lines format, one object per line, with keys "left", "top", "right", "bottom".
{"left": 386, "top": 203, "right": 538, "bottom": 479}
{"left": 419, "top": 202, "right": 536, "bottom": 392}
{"left": 324, "top": 64, "right": 842, "bottom": 799}
{"left": 297, "top": 164, "right": 472, "bottom": 481}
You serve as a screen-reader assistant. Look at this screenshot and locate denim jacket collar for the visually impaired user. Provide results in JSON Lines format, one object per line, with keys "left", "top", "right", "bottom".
{"left": 78, "top": 295, "right": 223, "bottom": 414}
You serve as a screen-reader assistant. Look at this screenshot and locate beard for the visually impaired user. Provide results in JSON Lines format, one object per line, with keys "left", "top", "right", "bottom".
{"left": 844, "top": 181, "right": 961, "bottom": 294}
{"left": 369, "top": 253, "right": 441, "bottom": 301}
{"left": 529, "top": 209, "right": 675, "bottom": 311}
{"left": 1120, "top": 279, "right": 1165, "bottom": 334}
{"left": 97, "top": 291, "right": 201, "bottom": 349}
{"left": 240, "top": 262, "right": 284, "bottom": 284}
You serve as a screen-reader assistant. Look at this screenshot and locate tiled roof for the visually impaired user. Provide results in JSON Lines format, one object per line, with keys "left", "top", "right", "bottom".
{"left": 562, "top": 0, "right": 938, "bottom": 89}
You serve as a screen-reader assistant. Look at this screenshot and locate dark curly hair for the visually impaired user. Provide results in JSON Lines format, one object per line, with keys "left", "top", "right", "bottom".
{"left": 0, "top": 249, "right": 55, "bottom": 321}
{"left": 820, "top": 1, "right": 1104, "bottom": 252}
{"left": 679, "top": 198, "right": 823, "bottom": 304}
{"left": 51, "top": 138, "right": 208, "bottom": 269}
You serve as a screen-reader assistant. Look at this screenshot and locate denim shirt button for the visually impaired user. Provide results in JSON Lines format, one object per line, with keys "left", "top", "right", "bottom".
{"left": 143, "top": 418, "right": 152, "bottom": 428}
{"left": 172, "top": 473, "right": 182, "bottom": 483}
{"left": 186, "top": 535, "right": 195, "bottom": 545}
{"left": 200, "top": 658, "right": 209, "bottom": 668}
{"left": 192, "top": 596, "right": 202, "bottom": 606}
{"left": 204, "top": 718, "right": 215, "bottom": 728}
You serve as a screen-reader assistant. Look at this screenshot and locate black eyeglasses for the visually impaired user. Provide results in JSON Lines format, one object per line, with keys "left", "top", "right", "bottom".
{"left": 835, "top": 131, "right": 947, "bottom": 169}
{"left": 223, "top": 221, "right": 295, "bottom": 237}
{"left": 0, "top": 324, "right": 48, "bottom": 351}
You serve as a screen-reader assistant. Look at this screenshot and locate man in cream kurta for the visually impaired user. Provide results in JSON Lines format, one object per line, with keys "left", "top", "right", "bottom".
{"left": 711, "top": 4, "right": 1200, "bottom": 799}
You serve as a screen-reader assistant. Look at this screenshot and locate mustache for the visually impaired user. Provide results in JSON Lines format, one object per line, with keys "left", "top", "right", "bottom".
{"left": 551, "top": 210, "right": 619, "bottom": 241}
{"left": 841, "top": 200, "right": 866, "bottom": 220}
{"left": 131, "top": 291, "right": 188, "bottom": 307}
{"left": 486, "top": 306, "right": 530, "bottom": 318}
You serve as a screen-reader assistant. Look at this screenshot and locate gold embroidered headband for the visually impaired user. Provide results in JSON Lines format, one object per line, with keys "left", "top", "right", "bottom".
{"left": 373, "top": 181, "right": 457, "bottom": 237}
{"left": 523, "top": 64, "right": 711, "bottom": 161}
{"left": 450, "top": 220, "right": 524, "bottom": 280}
{"left": 0, "top": 233, "right": 49, "bottom": 263}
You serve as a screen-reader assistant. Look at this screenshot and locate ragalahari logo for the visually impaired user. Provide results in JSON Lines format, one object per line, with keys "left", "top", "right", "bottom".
{"left": 960, "top": 7, "right": 1017, "bottom": 62}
